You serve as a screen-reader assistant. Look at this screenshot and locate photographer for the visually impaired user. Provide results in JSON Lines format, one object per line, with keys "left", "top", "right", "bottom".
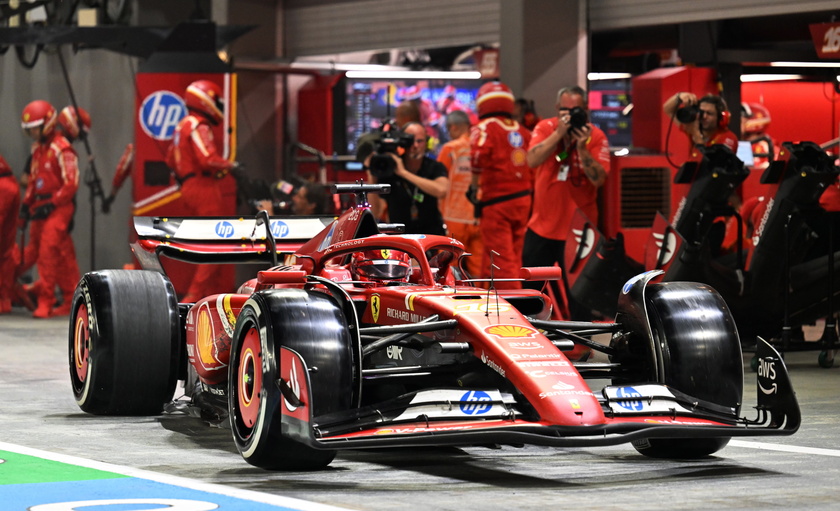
{"left": 663, "top": 92, "right": 738, "bottom": 152}
{"left": 523, "top": 86, "right": 611, "bottom": 317}
{"left": 363, "top": 122, "right": 449, "bottom": 235}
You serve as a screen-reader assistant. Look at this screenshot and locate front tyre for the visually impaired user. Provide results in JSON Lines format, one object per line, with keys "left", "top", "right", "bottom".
{"left": 69, "top": 270, "right": 180, "bottom": 415}
{"left": 632, "top": 282, "right": 743, "bottom": 458}
{"left": 228, "top": 289, "right": 355, "bottom": 470}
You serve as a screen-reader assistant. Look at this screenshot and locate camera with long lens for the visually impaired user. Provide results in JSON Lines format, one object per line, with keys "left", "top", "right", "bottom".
{"left": 568, "top": 107, "right": 588, "bottom": 130}
{"left": 368, "top": 129, "right": 415, "bottom": 180}
{"left": 676, "top": 104, "right": 700, "bottom": 123}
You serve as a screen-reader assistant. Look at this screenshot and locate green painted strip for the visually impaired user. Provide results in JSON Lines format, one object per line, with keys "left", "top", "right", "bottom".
{"left": 0, "top": 451, "right": 128, "bottom": 485}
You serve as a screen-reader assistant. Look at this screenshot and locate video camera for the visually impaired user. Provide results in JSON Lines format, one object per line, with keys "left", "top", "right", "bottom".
{"left": 356, "top": 125, "right": 415, "bottom": 180}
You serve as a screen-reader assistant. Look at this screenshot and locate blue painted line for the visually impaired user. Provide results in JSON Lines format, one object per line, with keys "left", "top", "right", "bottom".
{"left": 0, "top": 442, "right": 350, "bottom": 511}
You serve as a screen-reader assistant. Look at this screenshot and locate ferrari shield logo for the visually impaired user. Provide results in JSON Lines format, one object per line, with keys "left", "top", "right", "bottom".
{"left": 371, "top": 294, "right": 381, "bottom": 323}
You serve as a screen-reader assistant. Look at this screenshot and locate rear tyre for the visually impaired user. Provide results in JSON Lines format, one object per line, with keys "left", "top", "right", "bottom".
{"left": 69, "top": 270, "right": 180, "bottom": 415}
{"left": 631, "top": 282, "right": 743, "bottom": 458}
{"left": 228, "top": 288, "right": 355, "bottom": 470}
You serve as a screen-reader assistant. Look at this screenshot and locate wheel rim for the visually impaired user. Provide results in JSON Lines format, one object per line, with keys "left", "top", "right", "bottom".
{"left": 73, "top": 303, "right": 90, "bottom": 383}
{"left": 237, "top": 326, "right": 263, "bottom": 430}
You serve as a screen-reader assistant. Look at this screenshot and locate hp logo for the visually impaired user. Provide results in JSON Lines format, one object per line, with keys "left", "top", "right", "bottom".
{"left": 270, "top": 220, "right": 289, "bottom": 238}
{"left": 139, "top": 91, "right": 187, "bottom": 141}
{"left": 459, "top": 390, "right": 492, "bottom": 415}
{"left": 616, "top": 386, "right": 643, "bottom": 411}
{"left": 214, "top": 221, "right": 235, "bottom": 238}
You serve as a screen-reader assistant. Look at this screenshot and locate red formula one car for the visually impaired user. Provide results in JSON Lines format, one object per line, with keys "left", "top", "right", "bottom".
{"left": 69, "top": 183, "right": 800, "bottom": 470}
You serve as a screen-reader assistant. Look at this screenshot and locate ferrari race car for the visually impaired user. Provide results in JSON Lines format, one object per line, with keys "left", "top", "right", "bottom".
{"left": 69, "top": 183, "right": 800, "bottom": 470}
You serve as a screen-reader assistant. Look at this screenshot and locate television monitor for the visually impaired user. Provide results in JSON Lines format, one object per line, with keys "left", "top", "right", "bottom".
{"left": 343, "top": 78, "right": 484, "bottom": 160}
{"left": 588, "top": 79, "right": 632, "bottom": 148}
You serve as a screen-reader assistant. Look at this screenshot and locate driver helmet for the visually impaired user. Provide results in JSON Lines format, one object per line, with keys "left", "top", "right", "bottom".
{"left": 741, "top": 102, "right": 771, "bottom": 135}
{"left": 58, "top": 106, "right": 92, "bottom": 140}
{"left": 21, "top": 100, "right": 58, "bottom": 137}
{"left": 476, "top": 81, "right": 514, "bottom": 119}
{"left": 185, "top": 80, "right": 225, "bottom": 124}
{"left": 351, "top": 249, "right": 412, "bottom": 285}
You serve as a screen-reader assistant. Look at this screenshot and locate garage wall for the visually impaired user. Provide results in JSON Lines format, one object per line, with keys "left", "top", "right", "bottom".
{"left": 283, "top": 0, "right": 501, "bottom": 57}
{"left": 588, "top": 0, "right": 840, "bottom": 31}
{"left": 278, "top": 0, "right": 839, "bottom": 57}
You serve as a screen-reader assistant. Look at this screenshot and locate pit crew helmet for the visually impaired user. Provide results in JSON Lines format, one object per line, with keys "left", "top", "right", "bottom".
{"left": 742, "top": 102, "right": 771, "bottom": 135}
{"left": 351, "top": 249, "right": 412, "bottom": 285}
{"left": 185, "top": 80, "right": 225, "bottom": 124}
{"left": 21, "top": 100, "right": 58, "bottom": 137}
{"left": 476, "top": 81, "right": 514, "bottom": 119}
{"left": 58, "top": 106, "right": 91, "bottom": 140}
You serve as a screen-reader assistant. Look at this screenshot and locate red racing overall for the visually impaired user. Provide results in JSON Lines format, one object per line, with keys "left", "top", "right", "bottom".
{"left": 22, "top": 133, "right": 80, "bottom": 317}
{"left": 166, "top": 113, "right": 235, "bottom": 302}
{"left": 0, "top": 155, "right": 21, "bottom": 313}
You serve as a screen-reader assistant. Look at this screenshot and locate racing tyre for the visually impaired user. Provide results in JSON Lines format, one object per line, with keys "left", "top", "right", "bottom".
{"left": 69, "top": 270, "right": 180, "bottom": 415}
{"left": 229, "top": 288, "right": 355, "bottom": 470}
{"left": 632, "top": 282, "right": 743, "bottom": 458}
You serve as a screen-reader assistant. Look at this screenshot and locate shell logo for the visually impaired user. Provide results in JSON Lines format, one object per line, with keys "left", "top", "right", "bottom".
{"left": 484, "top": 324, "right": 538, "bottom": 338}
{"left": 511, "top": 148, "right": 527, "bottom": 166}
{"left": 197, "top": 308, "right": 217, "bottom": 366}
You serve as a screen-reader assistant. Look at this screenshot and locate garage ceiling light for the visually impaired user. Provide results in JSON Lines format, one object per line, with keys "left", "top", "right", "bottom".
{"left": 588, "top": 73, "right": 632, "bottom": 80}
{"left": 345, "top": 70, "right": 482, "bottom": 79}
{"left": 740, "top": 74, "right": 804, "bottom": 82}
{"left": 769, "top": 61, "right": 840, "bottom": 68}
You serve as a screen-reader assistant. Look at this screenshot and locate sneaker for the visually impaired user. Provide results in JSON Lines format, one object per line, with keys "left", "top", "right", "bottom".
{"left": 51, "top": 302, "right": 72, "bottom": 317}
{"left": 33, "top": 303, "right": 53, "bottom": 318}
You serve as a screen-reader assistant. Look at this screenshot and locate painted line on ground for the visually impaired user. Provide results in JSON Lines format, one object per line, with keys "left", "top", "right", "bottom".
{"left": 729, "top": 439, "right": 840, "bottom": 457}
{"left": 0, "top": 441, "right": 350, "bottom": 510}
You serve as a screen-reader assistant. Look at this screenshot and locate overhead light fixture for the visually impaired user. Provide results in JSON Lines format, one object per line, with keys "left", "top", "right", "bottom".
{"left": 345, "top": 70, "right": 482, "bottom": 79}
{"left": 741, "top": 74, "right": 804, "bottom": 82}
{"left": 588, "top": 72, "right": 632, "bottom": 81}
{"left": 769, "top": 61, "right": 840, "bottom": 68}
{"left": 290, "top": 61, "right": 406, "bottom": 72}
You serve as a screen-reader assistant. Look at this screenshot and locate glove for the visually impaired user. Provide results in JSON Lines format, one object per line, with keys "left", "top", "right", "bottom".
{"left": 31, "top": 202, "right": 55, "bottom": 220}
{"left": 465, "top": 185, "right": 482, "bottom": 219}
{"left": 465, "top": 184, "right": 480, "bottom": 205}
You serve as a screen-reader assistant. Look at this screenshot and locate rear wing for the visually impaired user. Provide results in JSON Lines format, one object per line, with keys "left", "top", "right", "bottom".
{"left": 131, "top": 214, "right": 334, "bottom": 271}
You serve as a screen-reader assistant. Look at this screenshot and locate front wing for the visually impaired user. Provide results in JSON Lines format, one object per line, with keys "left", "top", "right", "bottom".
{"left": 279, "top": 338, "right": 799, "bottom": 451}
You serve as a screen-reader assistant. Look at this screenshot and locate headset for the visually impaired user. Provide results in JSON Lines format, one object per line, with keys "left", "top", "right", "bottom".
{"left": 700, "top": 94, "right": 730, "bottom": 128}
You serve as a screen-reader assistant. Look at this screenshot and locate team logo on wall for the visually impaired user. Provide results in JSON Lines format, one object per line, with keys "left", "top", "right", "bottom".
{"left": 139, "top": 90, "right": 187, "bottom": 141}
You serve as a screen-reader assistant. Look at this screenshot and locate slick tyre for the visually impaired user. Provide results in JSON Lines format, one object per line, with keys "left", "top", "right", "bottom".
{"left": 229, "top": 288, "right": 355, "bottom": 470}
{"left": 633, "top": 282, "right": 743, "bottom": 459}
{"left": 69, "top": 270, "right": 180, "bottom": 415}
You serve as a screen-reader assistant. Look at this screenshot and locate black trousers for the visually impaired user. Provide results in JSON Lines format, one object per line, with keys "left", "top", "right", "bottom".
{"left": 521, "top": 229, "right": 591, "bottom": 320}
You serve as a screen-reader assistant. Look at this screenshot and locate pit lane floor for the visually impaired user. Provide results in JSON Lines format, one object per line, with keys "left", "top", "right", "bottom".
{"left": 3, "top": 309, "right": 840, "bottom": 510}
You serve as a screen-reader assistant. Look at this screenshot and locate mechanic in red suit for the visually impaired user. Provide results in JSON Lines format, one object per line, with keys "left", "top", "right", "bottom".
{"left": 469, "top": 81, "right": 533, "bottom": 289}
{"left": 524, "top": 86, "right": 611, "bottom": 318}
{"left": 0, "top": 154, "right": 21, "bottom": 314}
{"left": 663, "top": 92, "right": 739, "bottom": 152}
{"left": 19, "top": 105, "right": 92, "bottom": 313}
{"left": 19, "top": 100, "right": 81, "bottom": 318}
{"left": 166, "top": 79, "right": 237, "bottom": 303}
